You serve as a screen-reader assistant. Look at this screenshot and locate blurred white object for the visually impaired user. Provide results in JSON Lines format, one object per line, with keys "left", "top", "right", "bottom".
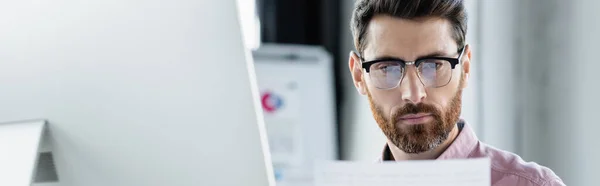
{"left": 236, "top": 0, "right": 261, "bottom": 50}
{"left": 0, "top": 0, "right": 274, "bottom": 185}
{"left": 315, "top": 158, "right": 490, "bottom": 186}
{"left": 253, "top": 44, "right": 337, "bottom": 186}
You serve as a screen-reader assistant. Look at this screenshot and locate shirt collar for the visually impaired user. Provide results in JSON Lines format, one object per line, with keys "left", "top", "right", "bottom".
{"left": 381, "top": 119, "right": 479, "bottom": 161}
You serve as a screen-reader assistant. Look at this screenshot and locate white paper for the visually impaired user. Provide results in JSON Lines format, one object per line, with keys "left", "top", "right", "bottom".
{"left": 315, "top": 158, "right": 491, "bottom": 186}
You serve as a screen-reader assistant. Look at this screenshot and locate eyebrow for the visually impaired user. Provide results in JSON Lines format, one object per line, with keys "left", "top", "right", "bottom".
{"left": 368, "top": 50, "right": 451, "bottom": 62}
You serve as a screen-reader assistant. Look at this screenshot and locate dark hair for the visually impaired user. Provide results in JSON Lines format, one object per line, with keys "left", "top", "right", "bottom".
{"left": 351, "top": 0, "right": 467, "bottom": 56}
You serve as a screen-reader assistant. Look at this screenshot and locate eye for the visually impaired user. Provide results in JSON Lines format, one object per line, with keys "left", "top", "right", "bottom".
{"left": 372, "top": 61, "right": 401, "bottom": 72}
{"left": 420, "top": 59, "right": 445, "bottom": 70}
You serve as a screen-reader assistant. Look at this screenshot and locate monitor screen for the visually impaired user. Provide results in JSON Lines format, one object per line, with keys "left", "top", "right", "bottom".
{"left": 0, "top": 0, "right": 274, "bottom": 185}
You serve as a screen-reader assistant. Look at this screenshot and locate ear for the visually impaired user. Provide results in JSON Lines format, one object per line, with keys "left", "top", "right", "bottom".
{"left": 461, "top": 44, "right": 472, "bottom": 89}
{"left": 349, "top": 51, "right": 367, "bottom": 95}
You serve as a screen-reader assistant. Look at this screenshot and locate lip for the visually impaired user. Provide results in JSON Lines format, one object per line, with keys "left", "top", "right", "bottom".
{"left": 397, "top": 113, "right": 433, "bottom": 125}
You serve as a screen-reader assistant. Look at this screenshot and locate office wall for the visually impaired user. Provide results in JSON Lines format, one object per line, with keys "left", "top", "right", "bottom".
{"left": 571, "top": 2, "right": 600, "bottom": 185}
{"left": 517, "top": 0, "right": 572, "bottom": 183}
{"left": 570, "top": 2, "right": 600, "bottom": 184}
{"left": 518, "top": 0, "right": 600, "bottom": 185}
{"left": 338, "top": 0, "right": 384, "bottom": 161}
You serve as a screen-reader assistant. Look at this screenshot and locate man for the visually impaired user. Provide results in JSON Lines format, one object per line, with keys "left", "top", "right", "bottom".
{"left": 347, "top": 0, "right": 564, "bottom": 185}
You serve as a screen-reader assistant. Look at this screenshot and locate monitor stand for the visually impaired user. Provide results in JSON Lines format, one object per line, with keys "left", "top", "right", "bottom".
{"left": 0, "top": 120, "right": 57, "bottom": 186}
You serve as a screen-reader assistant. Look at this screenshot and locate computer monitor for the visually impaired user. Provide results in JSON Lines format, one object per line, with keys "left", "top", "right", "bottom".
{"left": 0, "top": 0, "right": 275, "bottom": 185}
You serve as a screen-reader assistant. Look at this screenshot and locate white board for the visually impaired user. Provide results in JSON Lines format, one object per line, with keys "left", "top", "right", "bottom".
{"left": 254, "top": 44, "right": 337, "bottom": 186}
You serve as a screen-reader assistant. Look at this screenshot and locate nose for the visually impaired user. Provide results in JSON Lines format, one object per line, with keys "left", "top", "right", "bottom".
{"left": 398, "top": 67, "right": 427, "bottom": 104}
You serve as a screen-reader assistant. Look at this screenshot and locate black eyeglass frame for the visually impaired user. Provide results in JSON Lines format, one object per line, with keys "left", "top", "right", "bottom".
{"left": 357, "top": 46, "right": 466, "bottom": 89}
{"left": 360, "top": 46, "right": 465, "bottom": 73}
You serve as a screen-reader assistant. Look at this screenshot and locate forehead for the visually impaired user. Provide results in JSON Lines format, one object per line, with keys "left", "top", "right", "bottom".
{"left": 363, "top": 15, "right": 457, "bottom": 60}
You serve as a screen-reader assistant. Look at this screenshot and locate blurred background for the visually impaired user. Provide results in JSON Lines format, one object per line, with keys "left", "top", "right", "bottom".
{"left": 238, "top": 0, "right": 600, "bottom": 185}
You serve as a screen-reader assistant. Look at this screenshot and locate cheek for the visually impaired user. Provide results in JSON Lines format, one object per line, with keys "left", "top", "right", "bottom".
{"left": 452, "top": 68, "right": 464, "bottom": 86}
{"left": 423, "top": 91, "right": 448, "bottom": 111}
{"left": 424, "top": 83, "right": 460, "bottom": 111}
{"left": 369, "top": 88, "right": 403, "bottom": 116}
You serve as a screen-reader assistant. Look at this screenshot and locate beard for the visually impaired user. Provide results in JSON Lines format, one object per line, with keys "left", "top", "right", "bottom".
{"left": 367, "top": 79, "right": 463, "bottom": 154}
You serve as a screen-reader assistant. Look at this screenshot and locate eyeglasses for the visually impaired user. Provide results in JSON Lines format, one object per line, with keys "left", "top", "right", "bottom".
{"left": 360, "top": 47, "right": 465, "bottom": 89}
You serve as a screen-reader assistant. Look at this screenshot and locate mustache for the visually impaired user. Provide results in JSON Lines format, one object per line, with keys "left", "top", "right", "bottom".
{"left": 392, "top": 103, "right": 441, "bottom": 122}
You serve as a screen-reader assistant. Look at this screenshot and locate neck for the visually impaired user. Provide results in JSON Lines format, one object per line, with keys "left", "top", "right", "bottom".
{"left": 388, "top": 124, "right": 459, "bottom": 160}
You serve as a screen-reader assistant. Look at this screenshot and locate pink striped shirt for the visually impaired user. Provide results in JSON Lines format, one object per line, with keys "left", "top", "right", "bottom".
{"left": 377, "top": 121, "right": 565, "bottom": 186}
